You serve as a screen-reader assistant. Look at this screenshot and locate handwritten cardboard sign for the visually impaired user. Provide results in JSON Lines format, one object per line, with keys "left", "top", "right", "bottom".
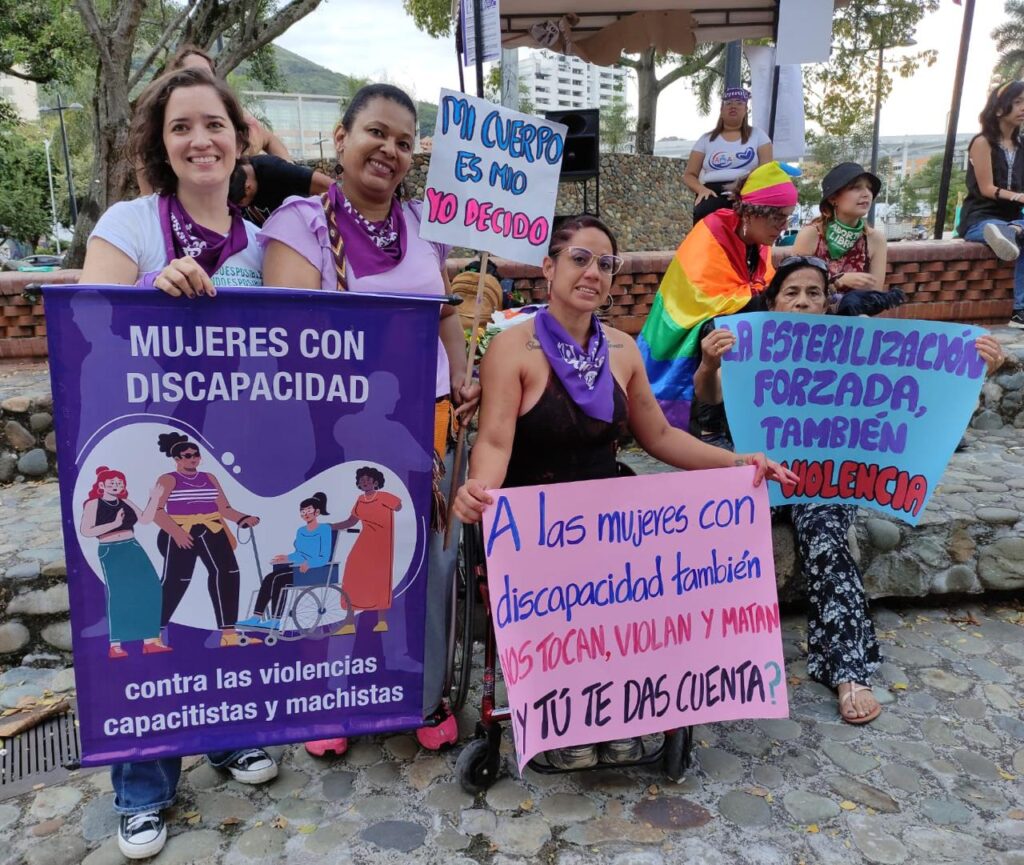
{"left": 720, "top": 313, "right": 988, "bottom": 524}
{"left": 482, "top": 467, "right": 788, "bottom": 772}
{"left": 419, "top": 89, "right": 566, "bottom": 265}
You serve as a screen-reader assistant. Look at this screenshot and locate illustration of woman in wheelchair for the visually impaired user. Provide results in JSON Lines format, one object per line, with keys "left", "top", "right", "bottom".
{"left": 235, "top": 491, "right": 351, "bottom": 644}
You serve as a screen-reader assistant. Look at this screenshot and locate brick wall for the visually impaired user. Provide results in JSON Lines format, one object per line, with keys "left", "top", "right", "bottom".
{"left": 0, "top": 239, "right": 1015, "bottom": 358}
{"left": 448, "top": 240, "right": 1016, "bottom": 335}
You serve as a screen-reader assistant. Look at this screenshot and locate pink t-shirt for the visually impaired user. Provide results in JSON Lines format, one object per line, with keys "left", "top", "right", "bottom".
{"left": 258, "top": 197, "right": 451, "bottom": 398}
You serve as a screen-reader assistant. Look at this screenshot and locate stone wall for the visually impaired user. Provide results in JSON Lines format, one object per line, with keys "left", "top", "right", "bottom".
{"left": 0, "top": 393, "right": 56, "bottom": 482}
{"left": 405, "top": 152, "right": 693, "bottom": 254}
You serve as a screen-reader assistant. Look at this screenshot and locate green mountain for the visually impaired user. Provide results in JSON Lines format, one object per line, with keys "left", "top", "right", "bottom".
{"left": 265, "top": 45, "right": 438, "bottom": 136}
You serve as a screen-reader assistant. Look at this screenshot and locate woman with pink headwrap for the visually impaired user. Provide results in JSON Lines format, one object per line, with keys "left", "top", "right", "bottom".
{"left": 639, "top": 161, "right": 800, "bottom": 434}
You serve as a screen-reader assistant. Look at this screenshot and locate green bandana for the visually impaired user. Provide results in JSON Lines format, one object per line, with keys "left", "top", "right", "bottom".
{"left": 825, "top": 217, "right": 864, "bottom": 260}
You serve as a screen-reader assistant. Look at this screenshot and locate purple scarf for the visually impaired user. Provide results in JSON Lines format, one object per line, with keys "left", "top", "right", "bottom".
{"left": 158, "top": 194, "right": 248, "bottom": 277}
{"left": 327, "top": 183, "right": 407, "bottom": 277}
{"left": 533, "top": 308, "right": 614, "bottom": 422}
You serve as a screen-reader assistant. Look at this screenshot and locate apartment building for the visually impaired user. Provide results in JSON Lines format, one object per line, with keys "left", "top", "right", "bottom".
{"left": 519, "top": 49, "right": 628, "bottom": 113}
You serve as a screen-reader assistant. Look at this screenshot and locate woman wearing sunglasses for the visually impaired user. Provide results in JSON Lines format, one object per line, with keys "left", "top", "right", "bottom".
{"left": 453, "top": 214, "right": 797, "bottom": 769}
{"left": 694, "top": 256, "right": 1004, "bottom": 725}
{"left": 639, "top": 161, "right": 798, "bottom": 435}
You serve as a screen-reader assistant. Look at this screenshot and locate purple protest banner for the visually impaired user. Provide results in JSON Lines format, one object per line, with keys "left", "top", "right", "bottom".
{"left": 44, "top": 285, "right": 442, "bottom": 766}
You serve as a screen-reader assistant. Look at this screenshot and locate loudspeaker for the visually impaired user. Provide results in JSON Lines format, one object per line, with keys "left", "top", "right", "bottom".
{"left": 545, "top": 108, "right": 600, "bottom": 181}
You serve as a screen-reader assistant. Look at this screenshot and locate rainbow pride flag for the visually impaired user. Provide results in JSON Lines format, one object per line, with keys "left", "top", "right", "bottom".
{"left": 638, "top": 208, "right": 774, "bottom": 431}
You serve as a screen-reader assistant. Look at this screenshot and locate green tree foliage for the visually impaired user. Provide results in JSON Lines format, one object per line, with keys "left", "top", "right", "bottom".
{"left": 806, "top": 0, "right": 939, "bottom": 137}
{"left": 993, "top": 0, "right": 1024, "bottom": 82}
{"left": 600, "top": 85, "right": 635, "bottom": 153}
{"left": 0, "top": 101, "right": 52, "bottom": 248}
{"left": 796, "top": 125, "right": 876, "bottom": 205}
{"left": 0, "top": 0, "right": 90, "bottom": 86}
{"left": 902, "top": 152, "right": 966, "bottom": 227}
{"left": 402, "top": 0, "right": 454, "bottom": 38}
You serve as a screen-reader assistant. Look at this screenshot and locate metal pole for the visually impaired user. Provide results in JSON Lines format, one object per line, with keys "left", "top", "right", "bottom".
{"left": 43, "top": 139, "right": 60, "bottom": 255}
{"left": 868, "top": 46, "right": 884, "bottom": 227}
{"left": 472, "top": 0, "right": 485, "bottom": 98}
{"left": 725, "top": 41, "right": 742, "bottom": 89}
{"left": 934, "top": 0, "right": 975, "bottom": 239}
{"left": 55, "top": 93, "right": 78, "bottom": 226}
{"left": 768, "top": 64, "right": 781, "bottom": 139}
{"left": 500, "top": 47, "right": 519, "bottom": 109}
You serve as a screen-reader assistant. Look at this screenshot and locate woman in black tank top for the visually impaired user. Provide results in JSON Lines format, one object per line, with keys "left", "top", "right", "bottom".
{"left": 453, "top": 215, "right": 796, "bottom": 770}
{"left": 958, "top": 81, "right": 1024, "bottom": 328}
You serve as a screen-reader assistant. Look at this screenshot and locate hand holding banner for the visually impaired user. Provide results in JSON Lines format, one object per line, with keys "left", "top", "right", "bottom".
{"left": 720, "top": 313, "right": 988, "bottom": 523}
{"left": 482, "top": 468, "right": 788, "bottom": 772}
{"left": 419, "top": 89, "right": 566, "bottom": 266}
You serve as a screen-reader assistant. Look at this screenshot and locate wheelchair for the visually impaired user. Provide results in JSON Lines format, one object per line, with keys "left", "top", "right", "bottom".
{"left": 453, "top": 462, "right": 694, "bottom": 793}
{"left": 234, "top": 525, "right": 353, "bottom": 645}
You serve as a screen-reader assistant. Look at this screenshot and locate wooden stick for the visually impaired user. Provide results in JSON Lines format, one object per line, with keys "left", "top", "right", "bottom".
{"left": 443, "top": 250, "right": 490, "bottom": 549}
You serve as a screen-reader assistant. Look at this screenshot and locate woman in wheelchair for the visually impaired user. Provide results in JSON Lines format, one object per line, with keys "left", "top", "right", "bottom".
{"left": 237, "top": 492, "right": 332, "bottom": 629}
{"left": 454, "top": 214, "right": 795, "bottom": 770}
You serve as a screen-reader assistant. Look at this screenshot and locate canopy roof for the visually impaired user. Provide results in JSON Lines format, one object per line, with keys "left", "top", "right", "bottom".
{"left": 497, "top": 1, "right": 778, "bottom": 66}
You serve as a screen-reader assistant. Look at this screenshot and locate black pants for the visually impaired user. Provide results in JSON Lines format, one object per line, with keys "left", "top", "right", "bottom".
{"left": 692, "top": 181, "right": 732, "bottom": 223}
{"left": 253, "top": 565, "right": 294, "bottom": 618}
{"left": 158, "top": 524, "right": 240, "bottom": 629}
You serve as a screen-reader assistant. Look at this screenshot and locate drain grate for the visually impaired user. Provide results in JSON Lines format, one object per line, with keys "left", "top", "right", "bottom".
{"left": 0, "top": 704, "right": 96, "bottom": 800}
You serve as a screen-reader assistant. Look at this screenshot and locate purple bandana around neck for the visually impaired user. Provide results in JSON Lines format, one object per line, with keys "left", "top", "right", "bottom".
{"left": 533, "top": 308, "right": 614, "bottom": 423}
{"left": 158, "top": 194, "right": 248, "bottom": 278}
{"left": 328, "top": 183, "right": 407, "bottom": 278}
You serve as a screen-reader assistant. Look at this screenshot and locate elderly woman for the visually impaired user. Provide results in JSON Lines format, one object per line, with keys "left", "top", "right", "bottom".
{"left": 640, "top": 160, "right": 799, "bottom": 434}
{"left": 454, "top": 214, "right": 795, "bottom": 769}
{"left": 683, "top": 87, "right": 773, "bottom": 223}
{"left": 693, "top": 255, "right": 1005, "bottom": 724}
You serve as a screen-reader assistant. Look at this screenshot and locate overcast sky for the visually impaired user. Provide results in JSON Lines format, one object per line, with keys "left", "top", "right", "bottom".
{"left": 275, "top": 1, "right": 1005, "bottom": 141}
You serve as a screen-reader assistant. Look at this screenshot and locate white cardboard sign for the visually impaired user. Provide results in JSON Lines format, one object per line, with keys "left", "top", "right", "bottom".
{"left": 419, "top": 89, "right": 566, "bottom": 265}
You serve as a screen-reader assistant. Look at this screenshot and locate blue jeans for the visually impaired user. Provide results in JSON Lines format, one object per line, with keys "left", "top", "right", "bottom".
{"left": 964, "top": 218, "right": 1024, "bottom": 309}
{"left": 111, "top": 750, "right": 240, "bottom": 815}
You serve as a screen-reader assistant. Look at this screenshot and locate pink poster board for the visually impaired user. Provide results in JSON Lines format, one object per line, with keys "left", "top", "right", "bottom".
{"left": 482, "top": 466, "right": 789, "bottom": 772}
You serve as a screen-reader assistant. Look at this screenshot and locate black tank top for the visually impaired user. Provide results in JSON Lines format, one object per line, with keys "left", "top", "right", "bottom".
{"left": 96, "top": 498, "right": 138, "bottom": 538}
{"left": 503, "top": 370, "right": 629, "bottom": 488}
{"left": 959, "top": 133, "right": 1024, "bottom": 235}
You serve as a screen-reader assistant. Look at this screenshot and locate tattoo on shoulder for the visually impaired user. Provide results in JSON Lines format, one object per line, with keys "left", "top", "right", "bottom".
{"left": 526, "top": 337, "right": 541, "bottom": 350}
{"left": 608, "top": 341, "right": 624, "bottom": 349}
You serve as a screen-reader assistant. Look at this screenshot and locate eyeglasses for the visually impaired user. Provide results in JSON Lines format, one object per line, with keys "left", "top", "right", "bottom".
{"left": 554, "top": 246, "right": 624, "bottom": 276}
{"left": 760, "top": 210, "right": 792, "bottom": 228}
{"left": 780, "top": 255, "right": 829, "bottom": 274}
{"left": 176, "top": 450, "right": 200, "bottom": 459}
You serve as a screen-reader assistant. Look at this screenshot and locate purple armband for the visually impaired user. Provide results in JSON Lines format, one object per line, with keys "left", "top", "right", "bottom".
{"left": 135, "top": 270, "right": 160, "bottom": 290}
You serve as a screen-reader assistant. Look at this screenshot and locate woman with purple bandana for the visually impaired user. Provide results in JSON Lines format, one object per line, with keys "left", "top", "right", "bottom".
{"left": 258, "top": 83, "right": 480, "bottom": 757}
{"left": 453, "top": 215, "right": 796, "bottom": 771}
{"left": 81, "top": 67, "right": 262, "bottom": 296}
{"left": 79, "top": 66, "right": 277, "bottom": 861}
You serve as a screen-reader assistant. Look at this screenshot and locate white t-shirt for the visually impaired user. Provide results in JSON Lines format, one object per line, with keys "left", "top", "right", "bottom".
{"left": 90, "top": 194, "right": 263, "bottom": 286}
{"left": 694, "top": 127, "right": 771, "bottom": 184}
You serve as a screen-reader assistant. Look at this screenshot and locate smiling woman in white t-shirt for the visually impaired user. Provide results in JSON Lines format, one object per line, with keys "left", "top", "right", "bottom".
{"left": 683, "top": 87, "right": 773, "bottom": 223}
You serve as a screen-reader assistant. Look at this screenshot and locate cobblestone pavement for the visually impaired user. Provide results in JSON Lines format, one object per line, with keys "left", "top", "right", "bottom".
{"left": 2, "top": 475, "right": 1024, "bottom": 865}
{"left": 2, "top": 349, "right": 1024, "bottom": 865}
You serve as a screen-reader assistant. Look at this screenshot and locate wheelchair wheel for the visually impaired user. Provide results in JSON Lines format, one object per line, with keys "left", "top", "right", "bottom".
{"left": 456, "top": 735, "right": 501, "bottom": 794}
{"left": 291, "top": 587, "right": 327, "bottom": 635}
{"left": 447, "top": 525, "right": 479, "bottom": 712}
{"left": 663, "top": 727, "right": 693, "bottom": 783}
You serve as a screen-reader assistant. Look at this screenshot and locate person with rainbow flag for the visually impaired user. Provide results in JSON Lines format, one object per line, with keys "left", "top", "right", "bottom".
{"left": 638, "top": 161, "right": 800, "bottom": 433}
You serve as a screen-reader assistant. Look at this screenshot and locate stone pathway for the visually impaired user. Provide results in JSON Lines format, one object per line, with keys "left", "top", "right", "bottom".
{"left": 2, "top": 474, "right": 1024, "bottom": 864}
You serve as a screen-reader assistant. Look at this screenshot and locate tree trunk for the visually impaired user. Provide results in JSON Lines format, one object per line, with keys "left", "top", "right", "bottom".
{"left": 69, "top": 55, "right": 134, "bottom": 268}
{"left": 634, "top": 48, "right": 658, "bottom": 156}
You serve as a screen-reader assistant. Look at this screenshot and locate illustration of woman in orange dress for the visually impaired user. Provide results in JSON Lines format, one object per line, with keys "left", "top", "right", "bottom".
{"left": 333, "top": 466, "right": 402, "bottom": 635}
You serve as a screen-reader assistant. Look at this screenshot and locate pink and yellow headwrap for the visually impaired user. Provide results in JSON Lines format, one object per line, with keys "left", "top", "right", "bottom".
{"left": 739, "top": 161, "right": 800, "bottom": 207}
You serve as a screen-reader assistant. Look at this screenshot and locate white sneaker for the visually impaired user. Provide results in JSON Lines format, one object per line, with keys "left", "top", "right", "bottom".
{"left": 983, "top": 223, "right": 1021, "bottom": 261}
{"left": 118, "top": 810, "right": 167, "bottom": 859}
{"left": 224, "top": 748, "right": 279, "bottom": 784}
